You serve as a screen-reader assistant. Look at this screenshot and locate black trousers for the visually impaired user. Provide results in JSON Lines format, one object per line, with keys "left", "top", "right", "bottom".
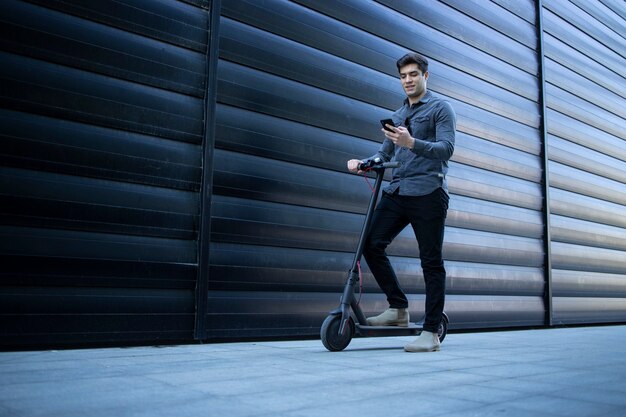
{"left": 363, "top": 188, "right": 449, "bottom": 333}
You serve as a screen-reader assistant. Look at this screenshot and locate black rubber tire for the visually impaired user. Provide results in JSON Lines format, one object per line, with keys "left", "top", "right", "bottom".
{"left": 320, "top": 314, "right": 354, "bottom": 351}
{"left": 438, "top": 315, "right": 448, "bottom": 343}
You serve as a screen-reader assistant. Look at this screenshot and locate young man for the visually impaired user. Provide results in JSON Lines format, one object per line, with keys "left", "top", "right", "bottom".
{"left": 347, "top": 53, "right": 456, "bottom": 352}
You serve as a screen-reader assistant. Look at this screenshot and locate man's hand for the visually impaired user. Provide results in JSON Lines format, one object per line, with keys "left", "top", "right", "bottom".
{"left": 347, "top": 159, "right": 363, "bottom": 174}
{"left": 382, "top": 125, "right": 415, "bottom": 149}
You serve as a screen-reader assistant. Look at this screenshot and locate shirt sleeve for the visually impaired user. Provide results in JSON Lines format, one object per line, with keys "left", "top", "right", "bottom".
{"left": 410, "top": 101, "right": 456, "bottom": 161}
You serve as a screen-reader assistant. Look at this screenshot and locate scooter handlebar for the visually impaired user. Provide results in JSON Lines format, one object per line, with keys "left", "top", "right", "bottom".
{"left": 357, "top": 159, "right": 401, "bottom": 171}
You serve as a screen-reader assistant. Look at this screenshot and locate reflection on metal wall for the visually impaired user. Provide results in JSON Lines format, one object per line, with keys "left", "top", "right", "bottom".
{"left": 207, "top": 0, "right": 550, "bottom": 338}
{"left": 1, "top": 0, "right": 624, "bottom": 348}
{"left": 542, "top": 0, "right": 626, "bottom": 324}
{"left": 0, "top": 0, "right": 211, "bottom": 347}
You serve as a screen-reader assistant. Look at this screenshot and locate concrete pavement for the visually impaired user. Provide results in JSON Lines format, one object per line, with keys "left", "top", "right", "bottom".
{"left": 1, "top": 325, "right": 626, "bottom": 416}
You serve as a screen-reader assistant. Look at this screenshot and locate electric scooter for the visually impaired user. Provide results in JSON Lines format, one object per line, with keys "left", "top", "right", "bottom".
{"left": 320, "top": 157, "right": 449, "bottom": 351}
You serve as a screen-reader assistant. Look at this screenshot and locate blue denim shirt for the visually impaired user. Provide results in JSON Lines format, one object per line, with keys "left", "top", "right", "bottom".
{"left": 372, "top": 91, "right": 456, "bottom": 196}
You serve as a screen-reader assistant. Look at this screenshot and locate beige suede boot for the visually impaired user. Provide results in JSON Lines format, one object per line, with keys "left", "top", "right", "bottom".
{"left": 404, "top": 330, "right": 440, "bottom": 352}
{"left": 366, "top": 308, "right": 409, "bottom": 327}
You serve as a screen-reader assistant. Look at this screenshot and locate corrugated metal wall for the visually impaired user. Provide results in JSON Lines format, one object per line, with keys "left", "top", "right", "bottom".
{"left": 207, "top": 0, "right": 548, "bottom": 339}
{"left": 0, "top": 0, "right": 213, "bottom": 347}
{"left": 1, "top": 0, "right": 624, "bottom": 348}
{"left": 541, "top": 0, "right": 626, "bottom": 324}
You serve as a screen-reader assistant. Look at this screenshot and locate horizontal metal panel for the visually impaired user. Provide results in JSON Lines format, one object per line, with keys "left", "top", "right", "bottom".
{"left": 0, "top": 255, "right": 196, "bottom": 290}
{"left": 0, "top": 287, "right": 194, "bottom": 346}
{"left": 551, "top": 242, "right": 626, "bottom": 275}
{"left": 220, "top": 17, "right": 539, "bottom": 127}
{"left": 221, "top": 0, "right": 538, "bottom": 102}
{"left": 440, "top": 0, "right": 536, "bottom": 48}
{"left": 545, "top": 59, "right": 625, "bottom": 120}
{"left": 549, "top": 161, "right": 626, "bottom": 206}
{"left": 544, "top": 0, "right": 625, "bottom": 62}
{"left": 23, "top": 0, "right": 208, "bottom": 52}
{"left": 215, "top": 104, "right": 380, "bottom": 173}
{"left": 211, "top": 213, "right": 543, "bottom": 269}
{"left": 209, "top": 242, "right": 544, "bottom": 296}
{"left": 205, "top": 291, "right": 545, "bottom": 338}
{"left": 217, "top": 59, "right": 385, "bottom": 142}
{"left": 1, "top": 167, "right": 198, "bottom": 238}
{"left": 452, "top": 99, "right": 541, "bottom": 155}
{"left": 0, "top": 109, "right": 201, "bottom": 190}
{"left": 0, "top": 52, "right": 204, "bottom": 143}
{"left": 454, "top": 133, "right": 541, "bottom": 182}
{"left": 546, "top": 84, "right": 625, "bottom": 140}
{"left": 491, "top": 0, "right": 536, "bottom": 23}
{"left": 211, "top": 190, "right": 543, "bottom": 239}
{"left": 551, "top": 215, "right": 626, "bottom": 251}
{"left": 550, "top": 188, "right": 626, "bottom": 229}
{"left": 553, "top": 297, "right": 626, "bottom": 324}
{"left": 371, "top": 0, "right": 537, "bottom": 74}
{"left": 216, "top": 105, "right": 540, "bottom": 183}
{"left": 544, "top": 33, "right": 625, "bottom": 101}
{"left": 546, "top": 109, "right": 626, "bottom": 162}
{"left": 568, "top": 0, "right": 625, "bottom": 41}
{"left": 0, "top": 226, "right": 197, "bottom": 263}
{"left": 211, "top": 194, "right": 542, "bottom": 255}
{"left": 449, "top": 164, "right": 542, "bottom": 210}
{"left": 552, "top": 269, "right": 626, "bottom": 298}
{"left": 548, "top": 134, "right": 626, "bottom": 184}
{"left": 218, "top": 59, "right": 541, "bottom": 154}
{"left": 0, "top": 287, "right": 194, "bottom": 314}
{"left": 0, "top": 0, "right": 206, "bottom": 97}
{"left": 543, "top": 8, "right": 623, "bottom": 77}
{"left": 212, "top": 150, "right": 542, "bottom": 213}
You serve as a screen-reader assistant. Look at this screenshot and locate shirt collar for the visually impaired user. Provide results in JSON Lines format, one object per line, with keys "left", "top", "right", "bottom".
{"left": 404, "top": 90, "right": 432, "bottom": 107}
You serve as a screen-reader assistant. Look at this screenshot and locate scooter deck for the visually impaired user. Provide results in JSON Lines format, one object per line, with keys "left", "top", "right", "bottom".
{"left": 355, "top": 322, "right": 423, "bottom": 337}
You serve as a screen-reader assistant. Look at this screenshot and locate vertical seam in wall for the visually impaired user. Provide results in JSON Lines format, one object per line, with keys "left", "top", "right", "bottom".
{"left": 536, "top": 0, "right": 553, "bottom": 327}
{"left": 194, "top": 0, "right": 221, "bottom": 341}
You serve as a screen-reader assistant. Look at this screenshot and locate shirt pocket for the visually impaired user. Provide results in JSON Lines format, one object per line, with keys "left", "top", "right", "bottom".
{"left": 408, "top": 115, "right": 433, "bottom": 141}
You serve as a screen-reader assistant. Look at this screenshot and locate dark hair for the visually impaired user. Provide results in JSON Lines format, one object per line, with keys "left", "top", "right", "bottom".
{"left": 396, "top": 53, "right": 428, "bottom": 74}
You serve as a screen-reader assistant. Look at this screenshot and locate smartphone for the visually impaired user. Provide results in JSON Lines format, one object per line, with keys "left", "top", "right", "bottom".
{"left": 380, "top": 118, "right": 395, "bottom": 132}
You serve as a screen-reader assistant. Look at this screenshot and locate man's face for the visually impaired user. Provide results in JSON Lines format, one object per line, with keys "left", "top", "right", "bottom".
{"left": 399, "top": 63, "right": 428, "bottom": 102}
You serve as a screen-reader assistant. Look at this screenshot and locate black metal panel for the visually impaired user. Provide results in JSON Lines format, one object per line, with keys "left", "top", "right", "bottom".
{"left": 550, "top": 188, "right": 626, "bottom": 229}
{"left": 222, "top": 0, "right": 539, "bottom": 102}
{"left": 542, "top": 7, "right": 623, "bottom": 77}
{"left": 550, "top": 215, "right": 626, "bottom": 252}
{"left": 0, "top": 52, "right": 204, "bottom": 143}
{"left": 543, "top": 0, "right": 625, "bottom": 61}
{"left": 547, "top": 109, "right": 626, "bottom": 162}
{"left": 553, "top": 269, "right": 626, "bottom": 298}
{"left": 0, "top": 0, "right": 211, "bottom": 348}
{"left": 543, "top": 0, "right": 626, "bottom": 324}
{"left": 207, "top": 0, "right": 548, "bottom": 339}
{"left": 548, "top": 135, "right": 626, "bottom": 184}
{"left": 206, "top": 290, "right": 545, "bottom": 339}
{"left": 209, "top": 242, "right": 544, "bottom": 296}
{"left": 0, "top": 287, "right": 194, "bottom": 345}
{"left": 0, "top": 0, "right": 206, "bottom": 97}
{"left": 375, "top": 0, "right": 537, "bottom": 74}
{"left": 2, "top": 0, "right": 623, "bottom": 347}
{"left": 553, "top": 297, "right": 626, "bottom": 325}
{"left": 22, "top": 0, "right": 208, "bottom": 52}
{"left": 0, "top": 110, "right": 201, "bottom": 191}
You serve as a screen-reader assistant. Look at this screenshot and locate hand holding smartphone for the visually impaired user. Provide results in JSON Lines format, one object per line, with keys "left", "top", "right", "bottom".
{"left": 380, "top": 118, "right": 395, "bottom": 132}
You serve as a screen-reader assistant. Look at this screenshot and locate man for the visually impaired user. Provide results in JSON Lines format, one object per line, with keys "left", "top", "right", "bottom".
{"left": 347, "top": 52, "right": 456, "bottom": 352}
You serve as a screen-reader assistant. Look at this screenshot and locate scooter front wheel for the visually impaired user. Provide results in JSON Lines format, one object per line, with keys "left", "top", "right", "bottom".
{"left": 320, "top": 314, "right": 354, "bottom": 351}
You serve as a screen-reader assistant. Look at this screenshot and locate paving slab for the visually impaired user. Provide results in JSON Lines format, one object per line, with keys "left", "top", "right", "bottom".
{"left": 1, "top": 325, "right": 625, "bottom": 417}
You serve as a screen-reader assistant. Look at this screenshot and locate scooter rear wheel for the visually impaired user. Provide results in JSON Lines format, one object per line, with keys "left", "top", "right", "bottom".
{"left": 321, "top": 314, "right": 354, "bottom": 351}
{"left": 438, "top": 315, "right": 449, "bottom": 342}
